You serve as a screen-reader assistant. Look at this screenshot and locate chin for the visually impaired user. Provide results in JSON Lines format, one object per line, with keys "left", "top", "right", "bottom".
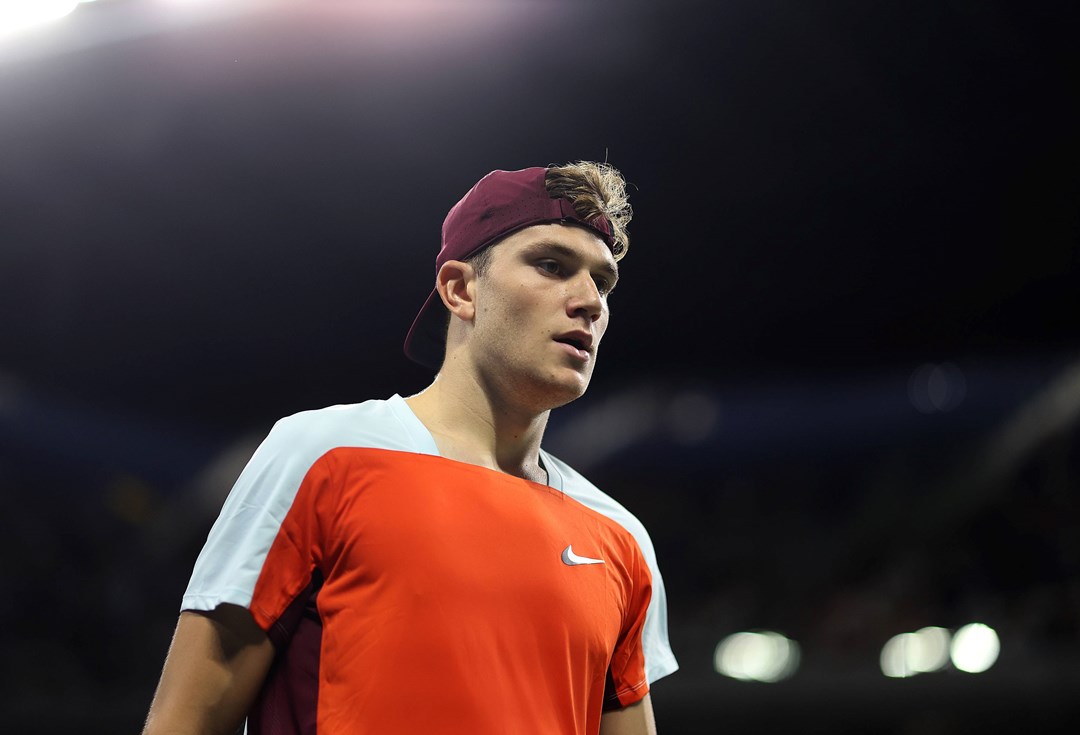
{"left": 540, "top": 371, "right": 592, "bottom": 409}
{"left": 505, "top": 369, "right": 585, "bottom": 412}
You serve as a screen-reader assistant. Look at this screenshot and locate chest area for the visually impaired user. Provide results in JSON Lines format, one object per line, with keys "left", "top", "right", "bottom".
{"left": 317, "top": 451, "right": 629, "bottom": 641}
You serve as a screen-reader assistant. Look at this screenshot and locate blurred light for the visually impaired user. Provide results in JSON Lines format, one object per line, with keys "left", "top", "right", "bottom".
{"left": 665, "top": 390, "right": 719, "bottom": 444}
{"left": 0, "top": 0, "right": 79, "bottom": 35}
{"left": 881, "top": 626, "right": 953, "bottom": 677}
{"left": 950, "top": 623, "right": 1000, "bottom": 673}
{"left": 884, "top": 624, "right": 999, "bottom": 677}
{"left": 714, "top": 630, "right": 800, "bottom": 683}
{"left": 909, "top": 626, "right": 951, "bottom": 672}
{"left": 880, "top": 632, "right": 916, "bottom": 678}
{"left": 908, "top": 361, "right": 966, "bottom": 413}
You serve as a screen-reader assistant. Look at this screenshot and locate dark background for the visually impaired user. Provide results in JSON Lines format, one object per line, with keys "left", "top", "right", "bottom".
{"left": 2, "top": 1, "right": 1078, "bottom": 732}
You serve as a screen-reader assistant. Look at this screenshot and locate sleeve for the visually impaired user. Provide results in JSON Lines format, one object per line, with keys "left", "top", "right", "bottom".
{"left": 181, "top": 415, "right": 334, "bottom": 633}
{"left": 598, "top": 502, "right": 679, "bottom": 685}
{"left": 603, "top": 539, "right": 655, "bottom": 710}
{"left": 636, "top": 529, "right": 679, "bottom": 684}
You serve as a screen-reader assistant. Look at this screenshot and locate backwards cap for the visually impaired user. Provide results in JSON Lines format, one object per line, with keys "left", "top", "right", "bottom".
{"left": 403, "top": 166, "right": 614, "bottom": 370}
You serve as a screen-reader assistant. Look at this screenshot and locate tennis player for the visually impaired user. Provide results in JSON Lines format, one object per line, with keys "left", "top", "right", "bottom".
{"left": 143, "top": 161, "right": 678, "bottom": 735}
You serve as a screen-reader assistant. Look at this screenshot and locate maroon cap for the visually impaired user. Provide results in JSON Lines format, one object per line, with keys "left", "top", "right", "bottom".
{"left": 404, "top": 166, "right": 614, "bottom": 369}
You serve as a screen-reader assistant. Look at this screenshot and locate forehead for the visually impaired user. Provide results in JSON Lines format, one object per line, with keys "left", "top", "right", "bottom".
{"left": 492, "top": 222, "right": 617, "bottom": 269}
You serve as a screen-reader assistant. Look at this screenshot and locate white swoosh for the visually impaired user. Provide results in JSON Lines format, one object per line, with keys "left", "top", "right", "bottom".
{"left": 561, "top": 544, "right": 604, "bottom": 566}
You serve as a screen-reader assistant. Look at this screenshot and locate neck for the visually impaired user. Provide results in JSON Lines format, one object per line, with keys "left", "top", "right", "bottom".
{"left": 405, "top": 368, "right": 551, "bottom": 484}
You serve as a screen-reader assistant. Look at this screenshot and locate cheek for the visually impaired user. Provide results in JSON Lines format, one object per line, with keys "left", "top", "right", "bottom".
{"left": 503, "top": 286, "right": 546, "bottom": 318}
{"left": 482, "top": 288, "right": 538, "bottom": 334}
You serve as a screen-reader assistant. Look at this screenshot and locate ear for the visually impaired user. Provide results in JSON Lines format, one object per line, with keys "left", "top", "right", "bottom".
{"left": 436, "top": 260, "right": 476, "bottom": 323}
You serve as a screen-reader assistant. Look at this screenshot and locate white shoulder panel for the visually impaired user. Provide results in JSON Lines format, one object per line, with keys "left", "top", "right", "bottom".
{"left": 182, "top": 395, "right": 435, "bottom": 612}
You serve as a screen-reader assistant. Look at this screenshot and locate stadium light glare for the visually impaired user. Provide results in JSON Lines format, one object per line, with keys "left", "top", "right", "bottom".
{"left": 0, "top": 0, "right": 79, "bottom": 35}
{"left": 881, "top": 626, "right": 953, "bottom": 677}
{"left": 950, "top": 623, "right": 1000, "bottom": 673}
{"left": 714, "top": 630, "right": 800, "bottom": 683}
{"left": 909, "top": 626, "right": 951, "bottom": 673}
{"left": 880, "top": 632, "right": 916, "bottom": 678}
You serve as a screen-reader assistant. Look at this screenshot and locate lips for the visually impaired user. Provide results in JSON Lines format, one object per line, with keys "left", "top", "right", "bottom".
{"left": 553, "top": 330, "right": 594, "bottom": 354}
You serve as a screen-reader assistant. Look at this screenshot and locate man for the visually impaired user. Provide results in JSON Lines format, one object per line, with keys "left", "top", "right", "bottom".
{"left": 143, "top": 162, "right": 678, "bottom": 735}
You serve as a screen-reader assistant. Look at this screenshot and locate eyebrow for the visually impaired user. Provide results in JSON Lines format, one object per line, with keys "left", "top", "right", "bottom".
{"left": 527, "top": 240, "right": 620, "bottom": 283}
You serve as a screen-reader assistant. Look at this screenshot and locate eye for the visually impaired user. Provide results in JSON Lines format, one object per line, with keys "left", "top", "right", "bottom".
{"left": 594, "top": 276, "right": 616, "bottom": 296}
{"left": 537, "top": 260, "right": 561, "bottom": 275}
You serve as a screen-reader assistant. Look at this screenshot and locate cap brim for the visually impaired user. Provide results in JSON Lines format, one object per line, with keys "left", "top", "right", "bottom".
{"left": 403, "top": 287, "right": 448, "bottom": 370}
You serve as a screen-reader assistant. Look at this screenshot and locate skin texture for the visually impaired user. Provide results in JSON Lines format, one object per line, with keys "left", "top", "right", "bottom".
{"left": 453, "top": 222, "right": 617, "bottom": 413}
{"left": 142, "top": 607, "right": 274, "bottom": 735}
{"left": 406, "top": 222, "right": 619, "bottom": 483}
{"left": 143, "top": 222, "right": 657, "bottom": 734}
{"left": 600, "top": 695, "right": 657, "bottom": 735}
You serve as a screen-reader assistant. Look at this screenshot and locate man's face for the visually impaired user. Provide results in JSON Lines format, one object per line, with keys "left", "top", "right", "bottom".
{"left": 467, "top": 222, "right": 619, "bottom": 410}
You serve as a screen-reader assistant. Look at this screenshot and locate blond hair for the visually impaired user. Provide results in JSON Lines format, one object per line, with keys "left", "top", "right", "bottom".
{"left": 544, "top": 161, "right": 632, "bottom": 261}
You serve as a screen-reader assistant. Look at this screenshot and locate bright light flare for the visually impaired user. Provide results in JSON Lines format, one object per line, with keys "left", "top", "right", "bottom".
{"left": 880, "top": 626, "right": 951, "bottom": 677}
{"left": 950, "top": 623, "right": 1000, "bottom": 673}
{"left": 881, "top": 632, "right": 916, "bottom": 678}
{"left": 714, "top": 631, "right": 800, "bottom": 683}
{"left": 883, "top": 624, "right": 998, "bottom": 677}
{"left": 0, "top": 0, "right": 79, "bottom": 35}
{"left": 909, "top": 626, "right": 951, "bottom": 673}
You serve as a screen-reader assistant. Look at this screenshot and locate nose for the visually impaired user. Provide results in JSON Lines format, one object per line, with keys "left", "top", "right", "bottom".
{"left": 567, "top": 272, "right": 605, "bottom": 323}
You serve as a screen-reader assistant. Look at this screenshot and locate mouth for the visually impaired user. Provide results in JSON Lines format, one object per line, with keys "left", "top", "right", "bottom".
{"left": 553, "top": 331, "right": 593, "bottom": 356}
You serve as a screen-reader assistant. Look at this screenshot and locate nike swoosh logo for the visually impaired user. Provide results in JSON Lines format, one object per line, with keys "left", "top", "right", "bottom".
{"left": 561, "top": 545, "right": 605, "bottom": 566}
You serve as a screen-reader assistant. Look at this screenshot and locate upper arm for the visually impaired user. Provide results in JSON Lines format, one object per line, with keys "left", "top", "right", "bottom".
{"left": 600, "top": 694, "right": 657, "bottom": 735}
{"left": 142, "top": 605, "right": 275, "bottom": 735}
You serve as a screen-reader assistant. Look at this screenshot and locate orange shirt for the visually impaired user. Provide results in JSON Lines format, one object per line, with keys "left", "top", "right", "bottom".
{"left": 183, "top": 396, "right": 677, "bottom": 734}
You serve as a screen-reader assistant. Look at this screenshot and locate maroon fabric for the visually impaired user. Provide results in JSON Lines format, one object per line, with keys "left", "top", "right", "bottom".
{"left": 247, "top": 573, "right": 323, "bottom": 735}
{"left": 403, "top": 166, "right": 615, "bottom": 369}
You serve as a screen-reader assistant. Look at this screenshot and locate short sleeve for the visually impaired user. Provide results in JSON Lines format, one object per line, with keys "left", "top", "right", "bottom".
{"left": 603, "top": 539, "right": 655, "bottom": 710}
{"left": 181, "top": 415, "right": 332, "bottom": 631}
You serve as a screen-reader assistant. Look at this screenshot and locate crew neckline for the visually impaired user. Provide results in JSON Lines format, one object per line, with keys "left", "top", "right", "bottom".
{"left": 386, "top": 393, "right": 562, "bottom": 490}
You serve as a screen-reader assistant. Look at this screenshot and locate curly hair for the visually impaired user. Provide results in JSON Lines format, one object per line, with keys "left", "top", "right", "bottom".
{"left": 544, "top": 161, "right": 632, "bottom": 261}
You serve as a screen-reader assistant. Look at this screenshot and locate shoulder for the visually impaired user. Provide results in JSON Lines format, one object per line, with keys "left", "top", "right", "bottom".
{"left": 233, "top": 395, "right": 438, "bottom": 493}
{"left": 261, "top": 394, "right": 435, "bottom": 462}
